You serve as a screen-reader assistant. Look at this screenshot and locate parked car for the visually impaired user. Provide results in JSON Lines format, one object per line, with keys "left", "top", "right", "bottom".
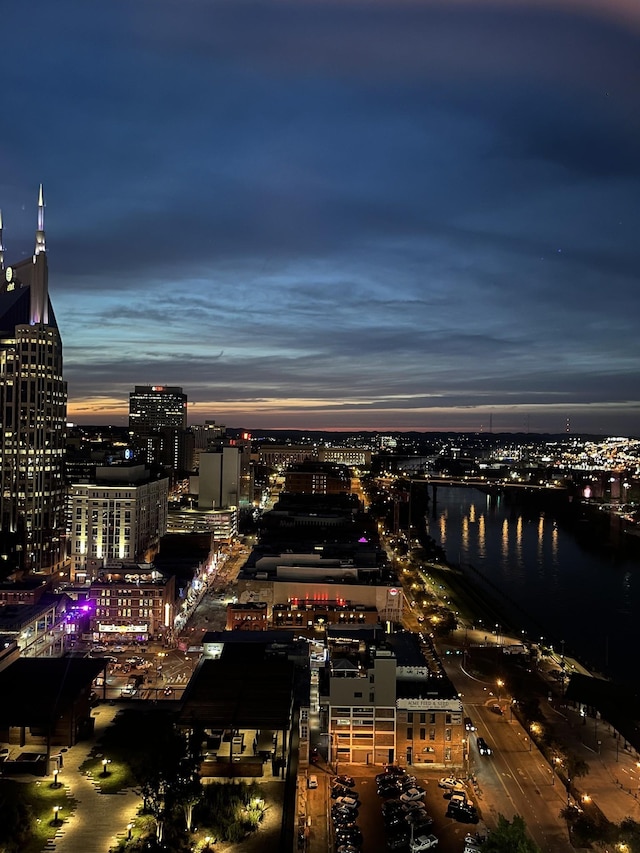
{"left": 410, "top": 815, "right": 435, "bottom": 832}
{"left": 448, "top": 792, "right": 473, "bottom": 810}
{"left": 447, "top": 804, "right": 479, "bottom": 824}
{"left": 387, "top": 829, "right": 411, "bottom": 849}
{"left": 410, "top": 834, "right": 439, "bottom": 852}
{"left": 334, "top": 774, "right": 355, "bottom": 788}
{"left": 477, "top": 737, "right": 492, "bottom": 756}
{"left": 307, "top": 774, "right": 318, "bottom": 789}
{"left": 334, "top": 795, "right": 359, "bottom": 811}
{"left": 406, "top": 809, "right": 432, "bottom": 826}
{"left": 335, "top": 826, "right": 363, "bottom": 847}
{"left": 464, "top": 833, "right": 486, "bottom": 849}
{"left": 332, "top": 806, "right": 355, "bottom": 824}
{"left": 384, "top": 814, "right": 406, "bottom": 834}
{"left": 464, "top": 717, "right": 476, "bottom": 731}
{"left": 403, "top": 800, "right": 427, "bottom": 813}
{"left": 400, "top": 787, "right": 426, "bottom": 803}
{"left": 490, "top": 704, "right": 503, "bottom": 715}
{"left": 438, "top": 776, "right": 465, "bottom": 791}
{"left": 331, "top": 784, "right": 354, "bottom": 799}
{"left": 377, "top": 781, "right": 401, "bottom": 798}
{"left": 382, "top": 800, "right": 405, "bottom": 817}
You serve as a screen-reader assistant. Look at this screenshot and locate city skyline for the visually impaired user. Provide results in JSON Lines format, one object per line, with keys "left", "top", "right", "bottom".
{"left": 2, "top": 0, "right": 640, "bottom": 434}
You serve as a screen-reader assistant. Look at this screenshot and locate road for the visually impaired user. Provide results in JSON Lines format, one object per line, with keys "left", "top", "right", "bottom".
{"left": 440, "top": 653, "right": 574, "bottom": 853}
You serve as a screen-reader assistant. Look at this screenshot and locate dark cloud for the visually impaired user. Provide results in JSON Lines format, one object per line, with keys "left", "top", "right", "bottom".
{"left": 2, "top": 0, "right": 640, "bottom": 432}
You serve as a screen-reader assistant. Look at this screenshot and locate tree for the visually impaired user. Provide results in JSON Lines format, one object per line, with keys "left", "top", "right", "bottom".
{"left": 617, "top": 818, "right": 640, "bottom": 853}
{"left": 564, "top": 753, "right": 590, "bottom": 782}
{"left": 140, "top": 776, "right": 167, "bottom": 844}
{"left": 483, "top": 814, "right": 541, "bottom": 853}
{"left": 174, "top": 772, "right": 202, "bottom": 832}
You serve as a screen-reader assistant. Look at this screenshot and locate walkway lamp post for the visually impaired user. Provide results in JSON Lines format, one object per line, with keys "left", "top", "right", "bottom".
{"left": 52, "top": 806, "right": 61, "bottom": 826}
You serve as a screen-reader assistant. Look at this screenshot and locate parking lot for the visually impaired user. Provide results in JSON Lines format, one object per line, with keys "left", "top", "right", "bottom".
{"left": 316, "top": 764, "right": 487, "bottom": 853}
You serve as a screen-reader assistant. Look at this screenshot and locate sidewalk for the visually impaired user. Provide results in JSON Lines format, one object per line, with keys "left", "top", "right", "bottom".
{"left": 539, "top": 699, "right": 640, "bottom": 825}
{"left": 48, "top": 704, "right": 141, "bottom": 853}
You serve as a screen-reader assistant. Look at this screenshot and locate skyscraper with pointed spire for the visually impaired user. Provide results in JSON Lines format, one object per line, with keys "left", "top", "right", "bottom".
{"left": 0, "top": 187, "right": 67, "bottom": 576}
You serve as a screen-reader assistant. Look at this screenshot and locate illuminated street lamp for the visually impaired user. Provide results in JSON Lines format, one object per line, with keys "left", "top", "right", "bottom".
{"left": 52, "top": 805, "right": 61, "bottom": 826}
{"left": 127, "top": 822, "right": 133, "bottom": 840}
{"left": 496, "top": 679, "right": 504, "bottom": 702}
{"left": 52, "top": 768, "right": 60, "bottom": 788}
{"left": 101, "top": 757, "right": 110, "bottom": 777}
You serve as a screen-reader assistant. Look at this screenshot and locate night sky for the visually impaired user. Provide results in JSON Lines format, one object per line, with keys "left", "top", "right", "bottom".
{"left": 2, "top": 0, "right": 639, "bottom": 433}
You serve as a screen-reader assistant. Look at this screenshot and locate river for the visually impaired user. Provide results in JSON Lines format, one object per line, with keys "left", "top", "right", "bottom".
{"left": 423, "top": 486, "right": 640, "bottom": 685}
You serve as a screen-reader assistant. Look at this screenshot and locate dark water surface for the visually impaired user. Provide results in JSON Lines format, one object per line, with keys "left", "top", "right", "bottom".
{"left": 424, "top": 487, "right": 640, "bottom": 683}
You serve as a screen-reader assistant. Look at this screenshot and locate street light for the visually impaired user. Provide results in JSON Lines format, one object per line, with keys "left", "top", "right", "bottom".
{"left": 52, "top": 768, "right": 60, "bottom": 788}
{"left": 52, "top": 805, "right": 61, "bottom": 826}
{"left": 101, "top": 757, "right": 109, "bottom": 777}
{"left": 127, "top": 822, "right": 133, "bottom": 840}
{"left": 496, "top": 679, "right": 504, "bottom": 702}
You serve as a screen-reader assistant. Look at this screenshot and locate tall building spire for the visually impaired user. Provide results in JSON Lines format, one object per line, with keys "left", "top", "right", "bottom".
{"left": 34, "top": 183, "right": 46, "bottom": 256}
{"left": 30, "top": 185, "right": 49, "bottom": 324}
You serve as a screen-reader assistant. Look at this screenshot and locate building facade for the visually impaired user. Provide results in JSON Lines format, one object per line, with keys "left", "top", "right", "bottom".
{"left": 284, "top": 461, "right": 351, "bottom": 495}
{"left": 87, "top": 564, "right": 175, "bottom": 643}
{"left": 69, "top": 465, "right": 169, "bottom": 580}
{"left": 325, "top": 630, "right": 464, "bottom": 770}
{"left": 0, "top": 187, "right": 67, "bottom": 575}
{"left": 129, "top": 385, "right": 189, "bottom": 472}
{"left": 197, "top": 445, "right": 241, "bottom": 509}
{"left": 129, "top": 385, "right": 187, "bottom": 432}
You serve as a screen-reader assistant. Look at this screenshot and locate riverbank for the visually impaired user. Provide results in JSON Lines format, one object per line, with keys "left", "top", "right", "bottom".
{"left": 417, "top": 485, "right": 640, "bottom": 684}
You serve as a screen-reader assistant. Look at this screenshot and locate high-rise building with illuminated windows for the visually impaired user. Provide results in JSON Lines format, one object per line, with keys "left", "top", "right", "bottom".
{"left": 129, "top": 385, "right": 189, "bottom": 471}
{"left": 129, "top": 385, "right": 187, "bottom": 433}
{"left": 0, "top": 187, "right": 67, "bottom": 576}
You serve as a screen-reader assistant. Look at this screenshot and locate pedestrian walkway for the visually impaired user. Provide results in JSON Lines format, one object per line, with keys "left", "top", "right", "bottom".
{"left": 49, "top": 704, "right": 141, "bottom": 853}
{"left": 540, "top": 700, "right": 640, "bottom": 825}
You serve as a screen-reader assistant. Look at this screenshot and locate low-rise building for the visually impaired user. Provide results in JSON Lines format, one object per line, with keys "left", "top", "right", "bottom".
{"left": 236, "top": 552, "right": 403, "bottom": 625}
{"left": 324, "top": 627, "right": 464, "bottom": 770}
{"left": 88, "top": 563, "right": 175, "bottom": 644}
{"left": 226, "top": 601, "right": 268, "bottom": 631}
{"left": 0, "top": 581, "right": 69, "bottom": 657}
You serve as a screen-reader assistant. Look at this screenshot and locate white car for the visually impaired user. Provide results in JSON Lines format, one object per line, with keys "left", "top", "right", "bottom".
{"left": 449, "top": 792, "right": 473, "bottom": 809}
{"left": 438, "top": 776, "right": 465, "bottom": 791}
{"left": 400, "top": 787, "right": 426, "bottom": 803}
{"left": 334, "top": 795, "right": 359, "bottom": 810}
{"left": 410, "top": 834, "right": 439, "bottom": 851}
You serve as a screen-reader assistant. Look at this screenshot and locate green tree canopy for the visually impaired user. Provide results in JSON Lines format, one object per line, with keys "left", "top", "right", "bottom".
{"left": 483, "top": 814, "right": 541, "bottom": 853}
